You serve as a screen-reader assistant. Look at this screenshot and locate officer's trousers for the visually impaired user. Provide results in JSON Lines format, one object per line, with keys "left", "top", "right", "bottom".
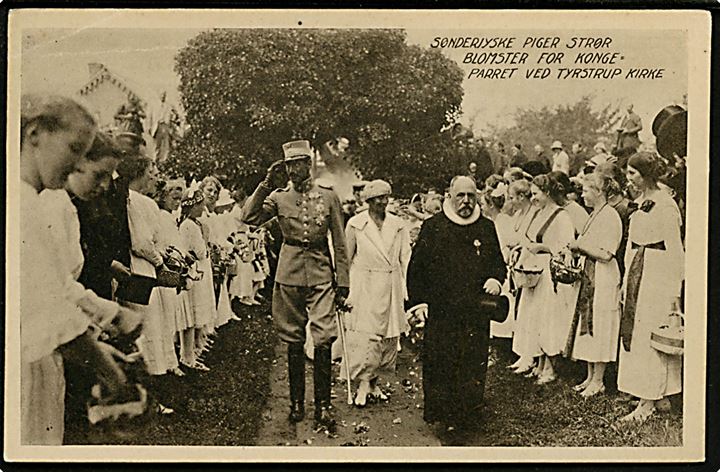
{"left": 272, "top": 282, "right": 337, "bottom": 347}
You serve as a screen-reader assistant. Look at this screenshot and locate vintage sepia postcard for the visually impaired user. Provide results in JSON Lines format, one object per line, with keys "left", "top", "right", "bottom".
{"left": 5, "top": 8, "right": 711, "bottom": 463}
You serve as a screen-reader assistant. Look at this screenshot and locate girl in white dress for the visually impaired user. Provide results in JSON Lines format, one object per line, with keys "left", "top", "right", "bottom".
{"left": 618, "top": 152, "right": 684, "bottom": 422}
{"left": 517, "top": 174, "right": 578, "bottom": 384}
{"left": 199, "top": 177, "right": 235, "bottom": 329}
{"left": 227, "top": 202, "right": 258, "bottom": 306}
{"left": 21, "top": 104, "right": 92, "bottom": 446}
{"left": 177, "top": 189, "right": 215, "bottom": 371}
{"left": 155, "top": 179, "right": 188, "bottom": 376}
{"left": 249, "top": 229, "right": 270, "bottom": 301}
{"left": 19, "top": 100, "right": 121, "bottom": 444}
{"left": 506, "top": 180, "right": 539, "bottom": 374}
{"left": 40, "top": 132, "right": 131, "bottom": 331}
{"left": 567, "top": 173, "right": 623, "bottom": 397}
{"left": 117, "top": 157, "right": 180, "bottom": 379}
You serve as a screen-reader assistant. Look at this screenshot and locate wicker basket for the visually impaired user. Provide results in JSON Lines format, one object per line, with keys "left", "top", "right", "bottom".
{"left": 156, "top": 268, "right": 182, "bottom": 288}
{"left": 650, "top": 312, "right": 683, "bottom": 356}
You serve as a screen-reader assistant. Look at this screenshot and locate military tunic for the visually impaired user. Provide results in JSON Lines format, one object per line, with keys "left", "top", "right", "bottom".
{"left": 243, "top": 180, "right": 350, "bottom": 346}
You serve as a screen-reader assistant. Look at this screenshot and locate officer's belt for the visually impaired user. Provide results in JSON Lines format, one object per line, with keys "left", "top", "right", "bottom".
{"left": 283, "top": 238, "right": 329, "bottom": 251}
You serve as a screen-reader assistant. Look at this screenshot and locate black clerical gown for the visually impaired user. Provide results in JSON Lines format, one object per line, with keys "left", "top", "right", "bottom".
{"left": 407, "top": 210, "right": 506, "bottom": 426}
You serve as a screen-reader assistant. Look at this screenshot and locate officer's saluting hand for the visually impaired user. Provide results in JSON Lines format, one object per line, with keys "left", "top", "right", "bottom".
{"left": 263, "top": 160, "right": 288, "bottom": 190}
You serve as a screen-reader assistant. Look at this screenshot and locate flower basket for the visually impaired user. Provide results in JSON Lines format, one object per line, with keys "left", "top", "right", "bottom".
{"left": 550, "top": 253, "right": 583, "bottom": 285}
{"left": 157, "top": 246, "right": 192, "bottom": 289}
{"left": 650, "top": 312, "right": 684, "bottom": 356}
{"left": 156, "top": 268, "right": 182, "bottom": 288}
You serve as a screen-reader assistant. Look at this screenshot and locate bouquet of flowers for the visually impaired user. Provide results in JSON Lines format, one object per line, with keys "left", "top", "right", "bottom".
{"left": 209, "top": 242, "right": 234, "bottom": 278}
{"left": 405, "top": 303, "right": 428, "bottom": 348}
{"left": 549, "top": 249, "right": 583, "bottom": 287}
{"left": 228, "top": 232, "right": 254, "bottom": 263}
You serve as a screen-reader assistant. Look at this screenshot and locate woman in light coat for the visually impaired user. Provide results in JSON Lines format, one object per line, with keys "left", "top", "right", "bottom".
{"left": 344, "top": 180, "right": 411, "bottom": 407}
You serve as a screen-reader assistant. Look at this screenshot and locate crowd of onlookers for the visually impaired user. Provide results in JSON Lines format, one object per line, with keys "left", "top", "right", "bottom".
{"left": 386, "top": 143, "right": 685, "bottom": 425}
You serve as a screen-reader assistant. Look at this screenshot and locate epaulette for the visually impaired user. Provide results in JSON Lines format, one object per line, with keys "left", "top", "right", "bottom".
{"left": 355, "top": 206, "right": 368, "bottom": 213}
{"left": 318, "top": 183, "right": 334, "bottom": 191}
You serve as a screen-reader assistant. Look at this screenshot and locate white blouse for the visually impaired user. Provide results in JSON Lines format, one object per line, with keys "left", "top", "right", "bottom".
{"left": 21, "top": 183, "right": 89, "bottom": 363}
{"left": 38, "top": 189, "right": 120, "bottom": 327}
{"left": 127, "top": 189, "right": 163, "bottom": 278}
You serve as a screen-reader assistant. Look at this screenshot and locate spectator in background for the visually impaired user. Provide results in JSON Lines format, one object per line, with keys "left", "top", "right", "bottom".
{"left": 510, "top": 144, "right": 527, "bottom": 169}
{"left": 424, "top": 198, "right": 442, "bottom": 216}
{"left": 352, "top": 181, "right": 367, "bottom": 214}
{"left": 342, "top": 199, "right": 357, "bottom": 226}
{"left": 468, "top": 162, "right": 478, "bottom": 183}
{"left": 470, "top": 137, "right": 495, "bottom": 185}
{"left": 504, "top": 167, "right": 531, "bottom": 184}
{"left": 617, "top": 104, "right": 643, "bottom": 154}
{"left": 570, "top": 142, "right": 588, "bottom": 177}
{"left": 590, "top": 142, "right": 611, "bottom": 167}
{"left": 551, "top": 141, "right": 570, "bottom": 175}
{"left": 492, "top": 141, "right": 509, "bottom": 175}
{"left": 524, "top": 144, "right": 550, "bottom": 176}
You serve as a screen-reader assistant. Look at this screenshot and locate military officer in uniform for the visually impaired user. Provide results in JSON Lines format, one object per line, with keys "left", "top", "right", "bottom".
{"left": 243, "top": 140, "right": 350, "bottom": 430}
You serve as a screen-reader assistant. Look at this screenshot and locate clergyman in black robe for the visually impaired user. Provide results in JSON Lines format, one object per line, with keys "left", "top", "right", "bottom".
{"left": 407, "top": 176, "right": 506, "bottom": 430}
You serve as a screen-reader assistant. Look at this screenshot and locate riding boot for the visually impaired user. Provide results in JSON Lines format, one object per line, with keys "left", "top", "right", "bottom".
{"left": 287, "top": 342, "right": 305, "bottom": 422}
{"left": 313, "top": 344, "right": 336, "bottom": 431}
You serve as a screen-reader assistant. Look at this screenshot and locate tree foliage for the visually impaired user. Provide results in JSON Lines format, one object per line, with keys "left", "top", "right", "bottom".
{"left": 165, "top": 29, "right": 465, "bottom": 195}
{"left": 486, "top": 96, "right": 622, "bottom": 152}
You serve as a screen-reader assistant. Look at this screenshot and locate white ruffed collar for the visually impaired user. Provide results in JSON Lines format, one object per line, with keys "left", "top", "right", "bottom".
{"left": 442, "top": 199, "right": 481, "bottom": 226}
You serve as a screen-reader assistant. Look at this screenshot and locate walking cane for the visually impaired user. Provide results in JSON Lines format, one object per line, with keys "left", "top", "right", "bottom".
{"left": 335, "top": 304, "right": 354, "bottom": 405}
{"left": 327, "top": 231, "right": 354, "bottom": 405}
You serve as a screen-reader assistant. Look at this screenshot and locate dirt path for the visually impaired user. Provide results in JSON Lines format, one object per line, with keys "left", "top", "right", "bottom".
{"left": 256, "top": 336, "right": 682, "bottom": 448}
{"left": 256, "top": 340, "right": 441, "bottom": 447}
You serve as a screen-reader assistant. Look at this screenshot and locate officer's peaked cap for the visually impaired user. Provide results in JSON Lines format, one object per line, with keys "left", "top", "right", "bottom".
{"left": 282, "top": 140, "right": 313, "bottom": 161}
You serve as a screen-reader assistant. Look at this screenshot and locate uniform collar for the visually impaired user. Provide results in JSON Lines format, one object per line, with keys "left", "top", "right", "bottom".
{"left": 293, "top": 178, "right": 314, "bottom": 194}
